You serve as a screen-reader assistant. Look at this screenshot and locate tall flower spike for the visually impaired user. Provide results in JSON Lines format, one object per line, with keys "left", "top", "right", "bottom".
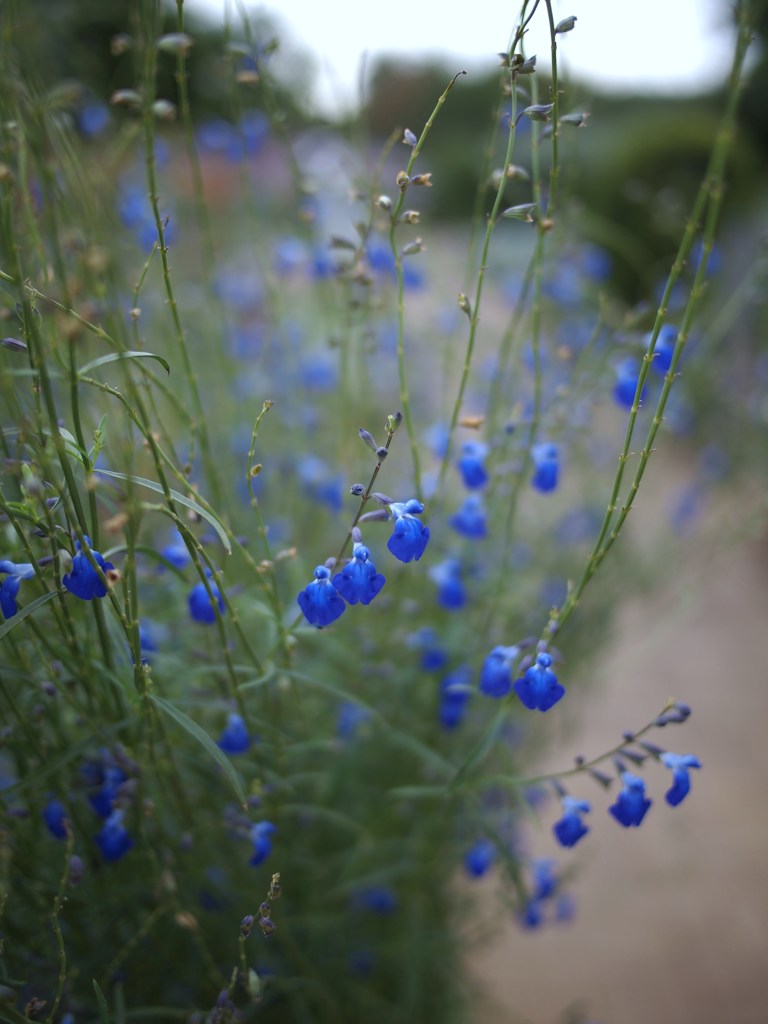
{"left": 332, "top": 543, "right": 385, "bottom": 606}
{"left": 660, "top": 752, "right": 702, "bottom": 806}
{"left": 609, "top": 771, "right": 652, "bottom": 827}
{"left": 63, "top": 537, "right": 114, "bottom": 601}
{"left": 553, "top": 796, "right": 591, "bottom": 848}
{"left": 513, "top": 653, "right": 565, "bottom": 711}
{"left": 297, "top": 565, "right": 346, "bottom": 626}
{"left": 387, "top": 499, "right": 430, "bottom": 563}
{"left": 0, "top": 560, "right": 36, "bottom": 618}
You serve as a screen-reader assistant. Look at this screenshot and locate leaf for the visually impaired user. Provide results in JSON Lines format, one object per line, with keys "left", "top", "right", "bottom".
{"left": 78, "top": 351, "right": 170, "bottom": 377}
{"left": 149, "top": 694, "right": 247, "bottom": 807}
{"left": 0, "top": 590, "right": 57, "bottom": 641}
{"left": 93, "top": 980, "right": 111, "bottom": 1024}
{"left": 93, "top": 469, "right": 231, "bottom": 554}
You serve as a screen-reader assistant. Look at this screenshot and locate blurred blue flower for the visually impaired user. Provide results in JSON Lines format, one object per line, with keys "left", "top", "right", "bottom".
{"left": 409, "top": 627, "right": 448, "bottom": 671}
{"left": 609, "top": 771, "right": 652, "bottom": 827}
{"left": 513, "top": 653, "right": 564, "bottom": 712}
{"left": 95, "top": 809, "right": 133, "bottom": 862}
{"left": 649, "top": 323, "right": 677, "bottom": 375}
{"left": 660, "top": 752, "right": 702, "bottom": 806}
{"left": 336, "top": 701, "right": 371, "bottom": 740}
{"left": 295, "top": 455, "right": 344, "bottom": 513}
{"left": 449, "top": 494, "right": 487, "bottom": 538}
{"left": 532, "top": 857, "right": 558, "bottom": 899}
{"left": 83, "top": 757, "right": 128, "bottom": 818}
{"left": 78, "top": 101, "right": 110, "bottom": 138}
{"left": 218, "top": 713, "right": 251, "bottom": 755}
{"left": 160, "top": 532, "right": 191, "bottom": 570}
{"left": 43, "top": 798, "right": 69, "bottom": 839}
{"left": 0, "top": 559, "right": 36, "bottom": 618}
{"left": 531, "top": 442, "right": 559, "bottom": 493}
{"left": 613, "top": 357, "right": 646, "bottom": 410}
{"left": 249, "top": 820, "right": 277, "bottom": 866}
{"left": 350, "top": 885, "right": 397, "bottom": 914}
{"left": 457, "top": 441, "right": 489, "bottom": 489}
{"left": 439, "top": 666, "right": 472, "bottom": 730}
{"left": 332, "top": 544, "right": 385, "bottom": 606}
{"left": 297, "top": 565, "right": 346, "bottom": 627}
{"left": 188, "top": 573, "right": 225, "bottom": 624}
{"left": 464, "top": 838, "right": 496, "bottom": 878}
{"left": 387, "top": 499, "right": 429, "bottom": 563}
{"left": 553, "top": 795, "right": 591, "bottom": 848}
{"left": 63, "top": 538, "right": 114, "bottom": 601}
{"left": 478, "top": 645, "right": 519, "bottom": 699}
{"left": 429, "top": 558, "right": 465, "bottom": 610}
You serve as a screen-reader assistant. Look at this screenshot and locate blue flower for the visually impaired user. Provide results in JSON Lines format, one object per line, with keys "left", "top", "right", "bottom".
{"left": 43, "top": 798, "right": 69, "bottom": 839}
{"left": 188, "top": 573, "right": 225, "bottom": 624}
{"left": 552, "top": 796, "right": 591, "bottom": 848}
{"left": 613, "top": 357, "right": 647, "bottom": 410}
{"left": 249, "top": 820, "right": 277, "bottom": 866}
{"left": 457, "top": 441, "right": 489, "bottom": 490}
{"left": 95, "top": 809, "right": 133, "bottom": 862}
{"left": 160, "top": 533, "right": 191, "bottom": 570}
{"left": 609, "top": 771, "right": 652, "bottom": 827}
{"left": 478, "top": 645, "right": 519, "bottom": 699}
{"left": 513, "top": 653, "right": 565, "bottom": 711}
{"left": 429, "top": 558, "right": 465, "bottom": 610}
{"left": 83, "top": 759, "right": 127, "bottom": 818}
{"left": 332, "top": 543, "right": 385, "bottom": 606}
{"left": 336, "top": 701, "right": 371, "bottom": 740}
{"left": 217, "top": 713, "right": 251, "bottom": 755}
{"left": 660, "top": 752, "right": 702, "bottom": 806}
{"left": 530, "top": 442, "right": 559, "bottom": 493}
{"left": 350, "top": 885, "right": 397, "bottom": 914}
{"left": 439, "top": 666, "right": 472, "bottom": 730}
{"left": 449, "top": 494, "right": 487, "bottom": 538}
{"left": 0, "top": 560, "right": 36, "bottom": 618}
{"left": 650, "top": 323, "right": 677, "bottom": 375}
{"left": 63, "top": 538, "right": 114, "bottom": 601}
{"left": 387, "top": 499, "right": 430, "bottom": 563}
{"left": 297, "top": 565, "right": 346, "bottom": 627}
{"left": 464, "top": 838, "right": 496, "bottom": 878}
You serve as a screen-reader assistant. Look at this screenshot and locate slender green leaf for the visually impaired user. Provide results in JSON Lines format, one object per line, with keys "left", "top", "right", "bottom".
{"left": 149, "top": 694, "right": 246, "bottom": 807}
{"left": 93, "top": 469, "right": 231, "bottom": 553}
{"left": 93, "top": 980, "right": 111, "bottom": 1024}
{"left": 0, "top": 591, "right": 57, "bottom": 641}
{"left": 78, "top": 351, "right": 170, "bottom": 376}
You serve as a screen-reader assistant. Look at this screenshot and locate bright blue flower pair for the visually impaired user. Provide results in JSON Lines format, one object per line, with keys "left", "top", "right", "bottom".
{"left": 514, "top": 653, "right": 564, "bottom": 711}
{"left": 63, "top": 537, "right": 115, "bottom": 601}
{"left": 0, "top": 560, "right": 36, "bottom": 618}
{"left": 332, "top": 543, "right": 385, "bottom": 606}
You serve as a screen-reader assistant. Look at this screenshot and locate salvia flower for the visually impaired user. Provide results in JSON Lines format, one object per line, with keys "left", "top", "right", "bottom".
{"left": 553, "top": 796, "right": 591, "bottom": 848}
{"left": 457, "top": 441, "right": 489, "bottom": 490}
{"left": 188, "top": 572, "right": 225, "bottom": 624}
{"left": 650, "top": 323, "right": 678, "bottom": 375}
{"left": 660, "top": 752, "right": 702, "bottom": 806}
{"left": 387, "top": 499, "right": 430, "bottom": 563}
{"left": 332, "top": 543, "right": 385, "bottom": 606}
{"left": 464, "top": 838, "right": 496, "bottom": 878}
{"left": 609, "top": 771, "right": 652, "bottom": 827}
{"left": 217, "top": 713, "right": 251, "bottom": 755}
{"left": 449, "top": 494, "right": 487, "bottom": 538}
{"left": 478, "top": 645, "right": 520, "bottom": 698}
{"left": 43, "top": 798, "right": 69, "bottom": 840}
{"left": 63, "top": 537, "right": 114, "bottom": 601}
{"left": 531, "top": 443, "right": 559, "bottom": 493}
{"left": 0, "top": 560, "right": 36, "bottom": 618}
{"left": 249, "top": 820, "right": 277, "bottom": 866}
{"left": 613, "top": 357, "right": 647, "bottom": 410}
{"left": 429, "top": 558, "right": 466, "bottom": 610}
{"left": 95, "top": 809, "right": 133, "bottom": 862}
{"left": 513, "top": 653, "right": 565, "bottom": 711}
{"left": 297, "top": 565, "right": 346, "bottom": 627}
{"left": 439, "top": 666, "right": 473, "bottom": 730}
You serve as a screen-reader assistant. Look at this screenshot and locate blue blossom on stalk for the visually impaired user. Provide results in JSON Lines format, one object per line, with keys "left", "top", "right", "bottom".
{"left": 553, "top": 796, "right": 591, "bottom": 848}
{"left": 249, "top": 821, "right": 277, "bottom": 866}
{"left": 217, "top": 713, "right": 251, "bottom": 755}
{"left": 457, "top": 441, "right": 489, "bottom": 490}
{"left": 478, "top": 645, "right": 520, "bottom": 699}
{"left": 63, "top": 537, "right": 114, "bottom": 601}
{"left": 43, "top": 798, "right": 69, "bottom": 840}
{"left": 531, "top": 443, "right": 559, "bottom": 493}
{"left": 429, "top": 558, "right": 465, "bottom": 610}
{"left": 660, "top": 752, "right": 702, "bottom": 806}
{"left": 332, "top": 543, "right": 385, "bottom": 606}
{"left": 387, "top": 499, "right": 430, "bottom": 563}
{"left": 613, "top": 357, "right": 647, "bottom": 410}
{"left": 95, "top": 809, "right": 133, "bottom": 862}
{"left": 609, "top": 771, "right": 652, "bottom": 827}
{"left": 513, "top": 653, "right": 565, "bottom": 712}
{"left": 0, "top": 560, "right": 36, "bottom": 618}
{"left": 449, "top": 495, "right": 487, "bottom": 538}
{"left": 188, "top": 573, "right": 225, "bottom": 624}
{"left": 297, "top": 565, "right": 346, "bottom": 627}
{"left": 464, "top": 838, "right": 496, "bottom": 878}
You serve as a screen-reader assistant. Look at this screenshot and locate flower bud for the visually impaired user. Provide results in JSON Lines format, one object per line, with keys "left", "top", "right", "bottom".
{"left": 110, "top": 89, "right": 141, "bottom": 108}
{"left": 400, "top": 210, "right": 420, "bottom": 224}
{"left": 375, "top": 446, "right": 388, "bottom": 460}
{"left": 521, "top": 103, "right": 554, "bottom": 122}
{"left": 152, "top": 100, "right": 176, "bottom": 121}
{"left": 377, "top": 195, "right": 392, "bottom": 210}
{"left": 409, "top": 173, "right": 432, "bottom": 187}
{"left": 402, "top": 128, "right": 417, "bottom": 147}
{"left": 386, "top": 411, "right": 402, "bottom": 433}
{"left": 501, "top": 203, "right": 536, "bottom": 223}
{"left": 555, "top": 16, "right": 577, "bottom": 33}
{"left": 559, "top": 112, "right": 590, "bottom": 128}
{"left": 359, "top": 428, "right": 377, "bottom": 451}
{"left": 240, "top": 914, "right": 255, "bottom": 938}
{"left": 401, "top": 238, "right": 425, "bottom": 256}
{"left": 458, "top": 293, "right": 471, "bottom": 318}
{"left": 349, "top": 483, "right": 365, "bottom": 496}
{"left": 157, "top": 33, "right": 194, "bottom": 56}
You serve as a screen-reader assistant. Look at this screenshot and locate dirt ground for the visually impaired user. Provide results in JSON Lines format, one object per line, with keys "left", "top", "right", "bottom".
{"left": 470, "top": 524, "right": 768, "bottom": 1024}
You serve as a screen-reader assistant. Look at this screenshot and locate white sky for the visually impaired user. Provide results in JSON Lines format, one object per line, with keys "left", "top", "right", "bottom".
{"left": 185, "top": 0, "right": 737, "bottom": 117}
